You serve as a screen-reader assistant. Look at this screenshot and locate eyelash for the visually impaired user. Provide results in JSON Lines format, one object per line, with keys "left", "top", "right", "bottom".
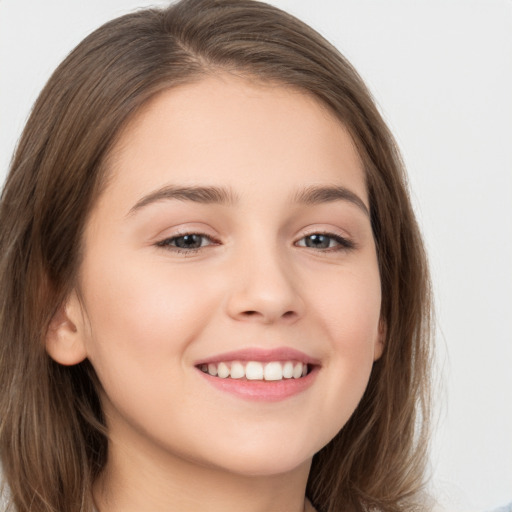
{"left": 155, "top": 231, "right": 355, "bottom": 254}
{"left": 155, "top": 232, "right": 218, "bottom": 254}
{"left": 296, "top": 232, "right": 355, "bottom": 252}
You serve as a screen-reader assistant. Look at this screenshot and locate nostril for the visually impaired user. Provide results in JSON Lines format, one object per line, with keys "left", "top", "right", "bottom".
{"left": 240, "top": 310, "right": 297, "bottom": 320}
{"left": 241, "top": 310, "right": 296, "bottom": 319}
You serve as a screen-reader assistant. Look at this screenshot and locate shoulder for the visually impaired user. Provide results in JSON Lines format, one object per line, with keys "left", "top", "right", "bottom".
{"left": 0, "top": 485, "right": 11, "bottom": 511}
{"left": 0, "top": 464, "right": 12, "bottom": 512}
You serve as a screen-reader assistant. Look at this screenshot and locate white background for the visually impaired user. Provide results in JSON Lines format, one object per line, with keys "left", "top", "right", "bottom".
{"left": 0, "top": 1, "right": 511, "bottom": 510}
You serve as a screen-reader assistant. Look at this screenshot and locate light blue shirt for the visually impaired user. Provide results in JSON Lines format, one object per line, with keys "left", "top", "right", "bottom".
{"left": 489, "top": 504, "right": 512, "bottom": 512}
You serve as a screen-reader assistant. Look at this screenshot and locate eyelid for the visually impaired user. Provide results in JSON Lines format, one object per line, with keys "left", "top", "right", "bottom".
{"left": 152, "top": 223, "right": 217, "bottom": 243}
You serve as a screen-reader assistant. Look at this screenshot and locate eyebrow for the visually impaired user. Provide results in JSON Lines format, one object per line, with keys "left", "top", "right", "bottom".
{"left": 127, "top": 183, "right": 369, "bottom": 217}
{"left": 293, "top": 185, "right": 370, "bottom": 216}
{"left": 128, "top": 185, "right": 237, "bottom": 215}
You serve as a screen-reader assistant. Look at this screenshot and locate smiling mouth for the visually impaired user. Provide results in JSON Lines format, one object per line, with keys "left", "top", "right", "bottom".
{"left": 198, "top": 360, "right": 310, "bottom": 381}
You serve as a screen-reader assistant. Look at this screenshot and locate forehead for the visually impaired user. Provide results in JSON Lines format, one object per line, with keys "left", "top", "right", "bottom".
{"left": 102, "top": 74, "right": 367, "bottom": 209}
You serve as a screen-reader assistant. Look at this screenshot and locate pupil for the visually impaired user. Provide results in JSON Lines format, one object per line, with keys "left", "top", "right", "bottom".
{"left": 176, "top": 234, "right": 202, "bottom": 249}
{"left": 306, "top": 234, "right": 329, "bottom": 248}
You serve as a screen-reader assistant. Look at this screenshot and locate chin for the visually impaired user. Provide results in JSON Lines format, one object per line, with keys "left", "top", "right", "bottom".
{"left": 212, "top": 452, "right": 313, "bottom": 478}
{"left": 193, "top": 434, "right": 318, "bottom": 478}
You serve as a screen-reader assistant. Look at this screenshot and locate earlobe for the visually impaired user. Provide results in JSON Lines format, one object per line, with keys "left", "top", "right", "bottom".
{"left": 45, "top": 291, "right": 88, "bottom": 366}
{"left": 373, "top": 318, "right": 386, "bottom": 361}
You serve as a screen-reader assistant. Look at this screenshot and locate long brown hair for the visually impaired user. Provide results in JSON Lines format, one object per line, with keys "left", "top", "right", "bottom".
{"left": 0, "top": 1, "right": 433, "bottom": 511}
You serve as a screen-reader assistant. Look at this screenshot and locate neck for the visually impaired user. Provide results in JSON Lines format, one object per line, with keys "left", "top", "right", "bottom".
{"left": 93, "top": 435, "right": 313, "bottom": 512}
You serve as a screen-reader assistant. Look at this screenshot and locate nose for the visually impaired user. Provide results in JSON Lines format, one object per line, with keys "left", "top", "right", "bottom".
{"left": 225, "top": 243, "right": 304, "bottom": 324}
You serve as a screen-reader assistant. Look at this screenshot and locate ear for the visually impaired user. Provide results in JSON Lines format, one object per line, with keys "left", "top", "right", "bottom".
{"left": 46, "top": 290, "right": 88, "bottom": 366}
{"left": 373, "top": 318, "right": 386, "bottom": 361}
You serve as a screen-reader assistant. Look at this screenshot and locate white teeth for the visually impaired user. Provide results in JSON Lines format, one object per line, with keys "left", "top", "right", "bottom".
{"left": 217, "top": 362, "right": 230, "bottom": 378}
{"left": 230, "top": 361, "right": 245, "bottom": 379}
{"left": 292, "top": 362, "right": 303, "bottom": 379}
{"left": 200, "top": 360, "right": 311, "bottom": 381}
{"left": 245, "top": 361, "right": 264, "bottom": 380}
{"left": 282, "top": 361, "right": 294, "bottom": 379}
{"left": 263, "top": 361, "right": 283, "bottom": 381}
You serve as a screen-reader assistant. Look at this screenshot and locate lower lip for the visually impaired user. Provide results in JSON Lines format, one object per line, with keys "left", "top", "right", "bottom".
{"left": 197, "top": 366, "right": 319, "bottom": 402}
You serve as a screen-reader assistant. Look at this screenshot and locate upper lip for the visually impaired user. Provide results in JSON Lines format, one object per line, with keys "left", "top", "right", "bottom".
{"left": 194, "top": 347, "right": 321, "bottom": 366}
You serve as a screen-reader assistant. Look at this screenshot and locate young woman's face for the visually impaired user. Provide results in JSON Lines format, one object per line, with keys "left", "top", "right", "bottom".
{"left": 73, "top": 75, "right": 383, "bottom": 477}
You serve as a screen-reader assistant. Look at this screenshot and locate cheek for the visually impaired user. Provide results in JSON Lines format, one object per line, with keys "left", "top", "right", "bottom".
{"left": 304, "top": 264, "right": 381, "bottom": 436}
{"left": 330, "top": 273, "right": 381, "bottom": 380}
{"left": 78, "top": 252, "right": 219, "bottom": 380}
{"left": 77, "top": 253, "right": 226, "bottom": 441}
{"left": 309, "top": 261, "right": 382, "bottom": 351}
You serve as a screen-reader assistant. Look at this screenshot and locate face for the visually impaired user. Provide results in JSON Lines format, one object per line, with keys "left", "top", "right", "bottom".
{"left": 63, "top": 75, "right": 383, "bottom": 478}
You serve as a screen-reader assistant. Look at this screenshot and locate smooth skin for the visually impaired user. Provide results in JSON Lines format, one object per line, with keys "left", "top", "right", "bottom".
{"left": 47, "top": 74, "right": 384, "bottom": 512}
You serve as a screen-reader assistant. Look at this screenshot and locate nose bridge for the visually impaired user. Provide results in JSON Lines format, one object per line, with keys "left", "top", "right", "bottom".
{"left": 225, "top": 233, "right": 303, "bottom": 323}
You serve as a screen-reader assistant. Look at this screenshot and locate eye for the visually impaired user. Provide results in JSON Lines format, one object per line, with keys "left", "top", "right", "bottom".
{"left": 296, "top": 233, "right": 354, "bottom": 251}
{"left": 156, "top": 233, "right": 216, "bottom": 251}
